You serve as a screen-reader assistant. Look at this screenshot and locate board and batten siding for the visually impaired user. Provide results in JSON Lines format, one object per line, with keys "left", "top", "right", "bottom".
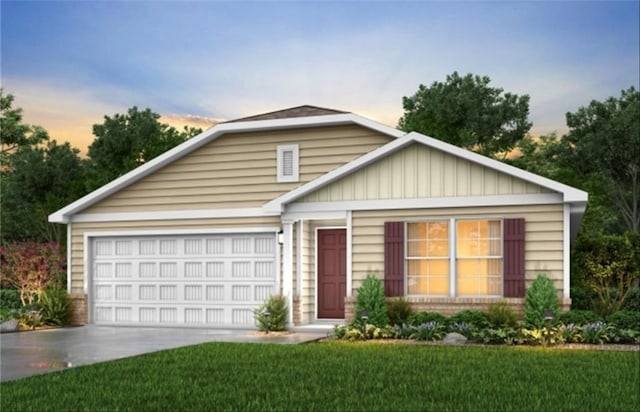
{"left": 70, "top": 217, "right": 281, "bottom": 294}
{"left": 83, "top": 125, "right": 392, "bottom": 214}
{"left": 300, "top": 143, "right": 549, "bottom": 202}
{"left": 351, "top": 204, "right": 565, "bottom": 296}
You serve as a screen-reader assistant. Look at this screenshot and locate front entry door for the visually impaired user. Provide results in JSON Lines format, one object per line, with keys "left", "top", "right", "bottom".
{"left": 317, "top": 229, "right": 346, "bottom": 319}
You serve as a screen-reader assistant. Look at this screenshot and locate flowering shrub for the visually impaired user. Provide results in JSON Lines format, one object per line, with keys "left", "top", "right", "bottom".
{"left": 449, "top": 321, "right": 474, "bottom": 339}
{"left": 410, "top": 321, "right": 447, "bottom": 341}
{"left": 0, "top": 242, "right": 66, "bottom": 306}
{"left": 581, "top": 321, "right": 612, "bottom": 344}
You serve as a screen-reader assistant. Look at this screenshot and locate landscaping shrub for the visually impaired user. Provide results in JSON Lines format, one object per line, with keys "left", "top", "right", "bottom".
{"left": 407, "top": 311, "right": 448, "bottom": 327}
{"left": 386, "top": 297, "right": 412, "bottom": 326}
{"left": 581, "top": 321, "right": 613, "bottom": 344}
{"left": 0, "top": 288, "right": 21, "bottom": 310}
{"left": 472, "top": 327, "right": 519, "bottom": 345}
{"left": 607, "top": 310, "right": 640, "bottom": 332}
{"left": 487, "top": 301, "right": 518, "bottom": 328}
{"left": 558, "top": 309, "right": 602, "bottom": 326}
{"left": 0, "top": 242, "right": 66, "bottom": 306}
{"left": 524, "top": 273, "right": 560, "bottom": 328}
{"left": 254, "top": 295, "right": 288, "bottom": 332}
{"left": 410, "top": 321, "right": 447, "bottom": 341}
{"left": 352, "top": 274, "right": 388, "bottom": 328}
{"left": 569, "top": 286, "right": 597, "bottom": 311}
{"left": 558, "top": 323, "right": 582, "bottom": 343}
{"left": 622, "top": 288, "right": 640, "bottom": 312}
{"left": 572, "top": 234, "right": 639, "bottom": 316}
{"left": 449, "top": 310, "right": 490, "bottom": 329}
{"left": 38, "top": 288, "right": 72, "bottom": 326}
{"left": 448, "top": 321, "right": 474, "bottom": 338}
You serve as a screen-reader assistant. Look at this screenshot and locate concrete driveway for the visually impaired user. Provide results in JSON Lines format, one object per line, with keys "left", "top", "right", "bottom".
{"left": 1, "top": 325, "right": 328, "bottom": 382}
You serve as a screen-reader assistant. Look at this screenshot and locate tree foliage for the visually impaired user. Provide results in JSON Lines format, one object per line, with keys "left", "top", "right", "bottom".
{"left": 572, "top": 234, "right": 640, "bottom": 316}
{"left": 352, "top": 274, "right": 389, "bottom": 328}
{"left": 523, "top": 274, "right": 560, "bottom": 328}
{"left": 399, "top": 72, "right": 532, "bottom": 158}
{"left": 86, "top": 106, "right": 201, "bottom": 191}
{"left": 0, "top": 88, "right": 49, "bottom": 167}
{"left": 562, "top": 87, "right": 640, "bottom": 233}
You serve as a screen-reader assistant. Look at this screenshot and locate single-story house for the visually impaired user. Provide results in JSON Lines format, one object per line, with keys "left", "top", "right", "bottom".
{"left": 49, "top": 106, "right": 588, "bottom": 327}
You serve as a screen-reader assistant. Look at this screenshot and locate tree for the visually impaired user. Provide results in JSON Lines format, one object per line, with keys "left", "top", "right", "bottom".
{"left": 398, "top": 72, "right": 532, "bottom": 158}
{"left": 562, "top": 87, "right": 640, "bottom": 232}
{"left": 86, "top": 107, "right": 202, "bottom": 190}
{"left": 1, "top": 140, "right": 85, "bottom": 243}
{"left": 0, "top": 89, "right": 48, "bottom": 167}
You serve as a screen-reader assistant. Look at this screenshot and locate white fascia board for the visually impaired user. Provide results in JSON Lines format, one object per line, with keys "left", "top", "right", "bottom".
{"left": 286, "top": 193, "right": 563, "bottom": 214}
{"left": 263, "top": 134, "right": 416, "bottom": 212}
{"left": 70, "top": 208, "right": 278, "bottom": 223}
{"left": 49, "top": 113, "right": 403, "bottom": 223}
{"left": 407, "top": 132, "right": 589, "bottom": 203}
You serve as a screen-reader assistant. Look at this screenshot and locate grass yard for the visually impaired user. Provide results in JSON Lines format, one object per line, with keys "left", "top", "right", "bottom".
{"left": 1, "top": 342, "right": 638, "bottom": 411}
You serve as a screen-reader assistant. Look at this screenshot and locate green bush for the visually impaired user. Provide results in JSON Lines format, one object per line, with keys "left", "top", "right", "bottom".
{"left": 622, "top": 288, "right": 640, "bottom": 312}
{"left": 572, "top": 234, "right": 639, "bottom": 316}
{"left": 407, "top": 311, "right": 448, "bottom": 327}
{"left": 558, "top": 310, "right": 602, "bottom": 326}
{"left": 524, "top": 273, "right": 560, "bottom": 328}
{"left": 0, "top": 289, "right": 21, "bottom": 310}
{"left": 386, "top": 297, "right": 413, "bottom": 326}
{"left": 254, "top": 295, "right": 288, "bottom": 332}
{"left": 449, "top": 310, "right": 490, "bottom": 329}
{"left": 410, "top": 321, "right": 447, "bottom": 341}
{"left": 487, "top": 301, "right": 518, "bottom": 328}
{"left": 569, "top": 286, "right": 597, "bottom": 311}
{"left": 581, "top": 321, "right": 613, "bottom": 344}
{"left": 352, "top": 274, "right": 389, "bottom": 328}
{"left": 38, "top": 287, "right": 72, "bottom": 326}
{"left": 471, "top": 327, "right": 519, "bottom": 345}
{"left": 607, "top": 310, "right": 640, "bottom": 332}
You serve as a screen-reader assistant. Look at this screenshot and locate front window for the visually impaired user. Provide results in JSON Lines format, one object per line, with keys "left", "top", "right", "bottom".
{"left": 406, "top": 219, "right": 502, "bottom": 297}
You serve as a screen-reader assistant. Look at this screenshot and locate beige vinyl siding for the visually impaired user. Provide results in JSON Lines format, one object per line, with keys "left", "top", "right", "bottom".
{"left": 84, "top": 125, "right": 392, "bottom": 213}
{"left": 301, "top": 143, "right": 549, "bottom": 202}
{"left": 70, "top": 217, "right": 281, "bottom": 294}
{"left": 351, "top": 204, "right": 565, "bottom": 296}
{"left": 300, "top": 220, "right": 313, "bottom": 323}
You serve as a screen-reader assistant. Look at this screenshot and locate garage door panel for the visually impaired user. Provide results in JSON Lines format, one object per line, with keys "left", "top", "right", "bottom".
{"left": 92, "top": 233, "right": 277, "bottom": 327}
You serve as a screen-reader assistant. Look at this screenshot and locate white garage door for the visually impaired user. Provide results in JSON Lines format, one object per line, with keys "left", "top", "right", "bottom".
{"left": 91, "top": 233, "right": 277, "bottom": 327}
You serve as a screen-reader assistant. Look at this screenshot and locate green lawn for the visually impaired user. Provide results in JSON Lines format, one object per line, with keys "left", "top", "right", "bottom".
{"left": 1, "top": 342, "right": 638, "bottom": 411}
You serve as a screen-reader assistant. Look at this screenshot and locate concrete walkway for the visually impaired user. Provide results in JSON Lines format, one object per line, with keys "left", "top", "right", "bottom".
{"left": 1, "top": 325, "right": 330, "bottom": 382}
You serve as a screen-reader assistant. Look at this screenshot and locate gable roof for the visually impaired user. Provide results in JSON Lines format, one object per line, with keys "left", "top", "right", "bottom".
{"left": 225, "top": 105, "right": 348, "bottom": 122}
{"left": 48, "top": 112, "right": 404, "bottom": 223}
{"left": 263, "top": 131, "right": 588, "bottom": 212}
{"left": 49, "top": 108, "right": 587, "bottom": 224}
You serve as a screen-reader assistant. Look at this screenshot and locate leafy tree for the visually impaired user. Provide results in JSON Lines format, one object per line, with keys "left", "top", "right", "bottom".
{"left": 399, "top": 72, "right": 532, "bottom": 158}
{"left": 86, "top": 107, "right": 202, "bottom": 190}
{"left": 1, "top": 140, "right": 85, "bottom": 243}
{"left": 0, "top": 89, "right": 48, "bottom": 167}
{"left": 572, "top": 233, "right": 639, "bottom": 316}
{"left": 562, "top": 87, "right": 640, "bottom": 233}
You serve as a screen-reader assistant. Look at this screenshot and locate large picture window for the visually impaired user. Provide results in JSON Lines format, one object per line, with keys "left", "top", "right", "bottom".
{"left": 406, "top": 219, "right": 502, "bottom": 297}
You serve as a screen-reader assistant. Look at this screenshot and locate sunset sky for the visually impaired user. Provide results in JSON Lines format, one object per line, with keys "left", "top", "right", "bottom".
{"left": 2, "top": 1, "right": 639, "bottom": 154}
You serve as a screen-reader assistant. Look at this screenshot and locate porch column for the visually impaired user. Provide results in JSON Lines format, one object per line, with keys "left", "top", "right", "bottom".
{"left": 282, "top": 219, "right": 295, "bottom": 326}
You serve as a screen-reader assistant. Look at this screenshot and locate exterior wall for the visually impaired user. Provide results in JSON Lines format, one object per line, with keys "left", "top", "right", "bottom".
{"left": 84, "top": 125, "right": 392, "bottom": 213}
{"left": 350, "top": 204, "right": 566, "bottom": 297}
{"left": 301, "top": 143, "right": 549, "bottom": 202}
{"left": 69, "top": 216, "right": 282, "bottom": 295}
{"left": 300, "top": 220, "right": 313, "bottom": 323}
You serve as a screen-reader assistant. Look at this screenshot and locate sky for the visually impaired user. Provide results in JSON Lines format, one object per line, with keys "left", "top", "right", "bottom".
{"left": 2, "top": 1, "right": 639, "bottom": 154}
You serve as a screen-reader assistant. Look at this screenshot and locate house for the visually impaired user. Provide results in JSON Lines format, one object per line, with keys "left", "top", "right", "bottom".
{"left": 49, "top": 106, "right": 588, "bottom": 327}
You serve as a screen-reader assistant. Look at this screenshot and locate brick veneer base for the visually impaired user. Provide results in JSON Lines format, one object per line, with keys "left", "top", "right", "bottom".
{"left": 69, "top": 293, "right": 88, "bottom": 325}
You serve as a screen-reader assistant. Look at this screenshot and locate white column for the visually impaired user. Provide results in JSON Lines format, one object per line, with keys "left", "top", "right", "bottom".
{"left": 282, "top": 219, "right": 295, "bottom": 326}
{"left": 563, "top": 204, "right": 571, "bottom": 299}
{"left": 346, "top": 211, "right": 353, "bottom": 297}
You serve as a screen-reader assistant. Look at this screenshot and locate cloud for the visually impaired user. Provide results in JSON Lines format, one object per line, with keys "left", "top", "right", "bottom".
{"left": 160, "top": 114, "right": 224, "bottom": 131}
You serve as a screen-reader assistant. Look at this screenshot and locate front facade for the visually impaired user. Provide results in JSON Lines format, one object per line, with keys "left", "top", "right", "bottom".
{"left": 50, "top": 106, "right": 587, "bottom": 328}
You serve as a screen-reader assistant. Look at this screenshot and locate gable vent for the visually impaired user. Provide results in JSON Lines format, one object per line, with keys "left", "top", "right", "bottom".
{"left": 277, "top": 144, "right": 299, "bottom": 183}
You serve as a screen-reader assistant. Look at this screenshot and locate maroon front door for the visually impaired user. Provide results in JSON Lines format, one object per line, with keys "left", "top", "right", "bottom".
{"left": 317, "top": 229, "right": 347, "bottom": 319}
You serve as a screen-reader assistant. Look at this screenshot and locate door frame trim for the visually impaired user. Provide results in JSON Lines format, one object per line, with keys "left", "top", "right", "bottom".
{"left": 314, "top": 226, "right": 347, "bottom": 321}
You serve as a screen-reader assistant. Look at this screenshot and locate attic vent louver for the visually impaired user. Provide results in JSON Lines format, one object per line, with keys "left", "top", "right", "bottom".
{"left": 277, "top": 144, "right": 299, "bottom": 183}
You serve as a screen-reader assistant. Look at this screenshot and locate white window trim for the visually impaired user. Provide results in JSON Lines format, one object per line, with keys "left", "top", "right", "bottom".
{"left": 277, "top": 144, "right": 299, "bottom": 183}
{"left": 405, "top": 218, "right": 504, "bottom": 299}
